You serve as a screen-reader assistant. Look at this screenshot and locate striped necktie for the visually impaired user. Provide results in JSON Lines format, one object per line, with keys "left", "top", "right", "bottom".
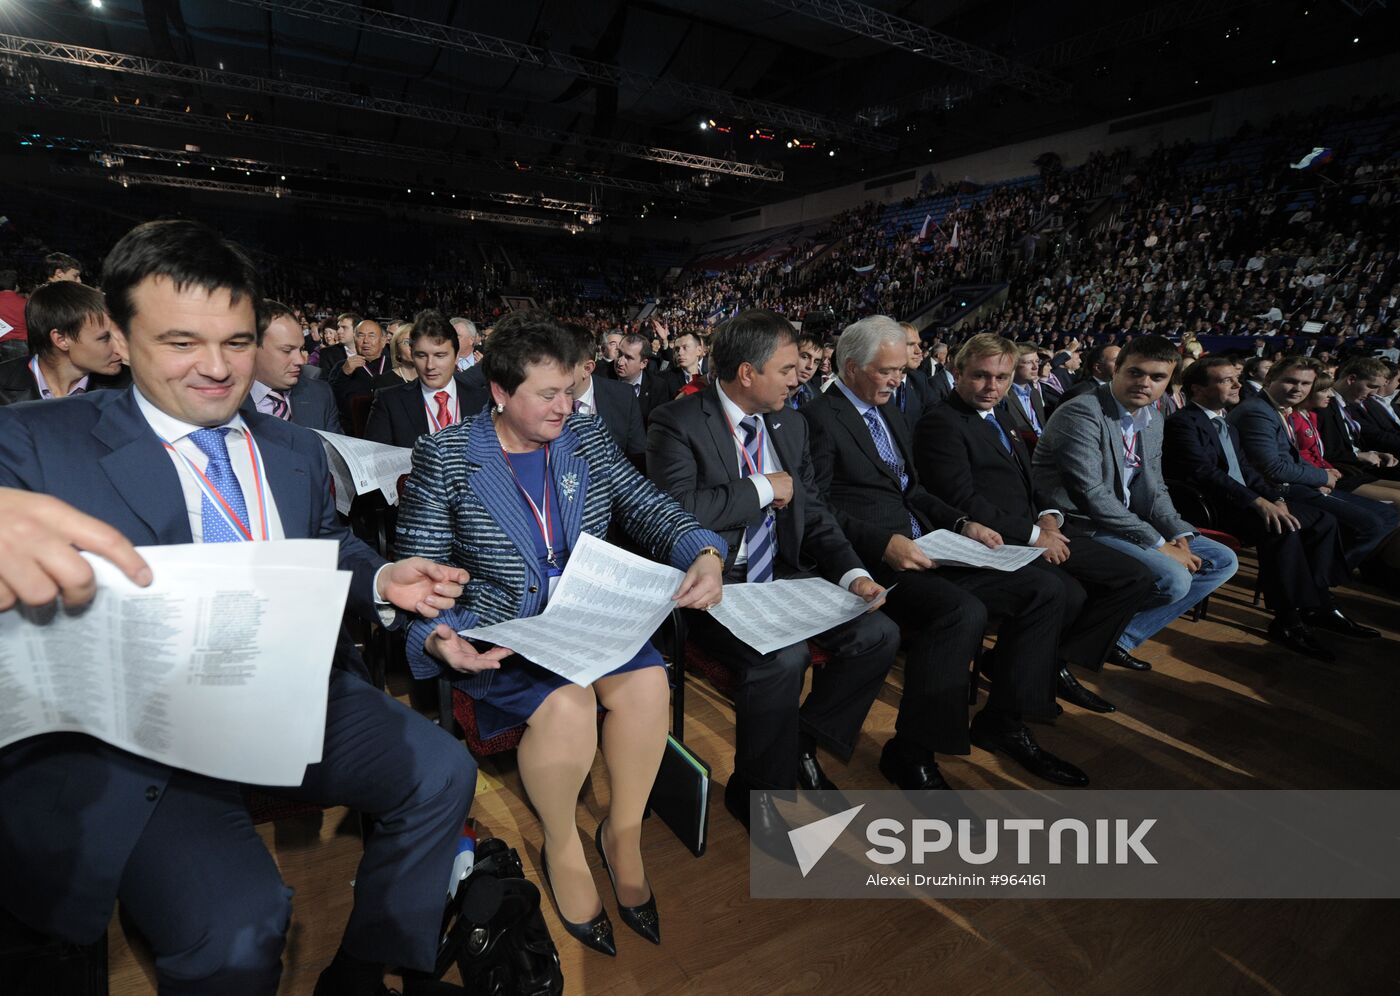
{"left": 738, "top": 416, "right": 775, "bottom": 583}
{"left": 265, "top": 390, "right": 290, "bottom": 420}
{"left": 861, "top": 408, "right": 922, "bottom": 538}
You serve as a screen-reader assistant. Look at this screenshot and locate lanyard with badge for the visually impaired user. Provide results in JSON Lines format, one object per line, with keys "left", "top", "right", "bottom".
{"left": 503, "top": 443, "right": 565, "bottom": 597}
{"left": 161, "top": 431, "right": 270, "bottom": 541}
{"left": 722, "top": 408, "right": 776, "bottom": 528}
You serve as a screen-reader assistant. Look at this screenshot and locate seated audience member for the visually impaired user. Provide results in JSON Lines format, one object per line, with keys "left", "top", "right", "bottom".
{"left": 613, "top": 332, "right": 668, "bottom": 421}
{"left": 597, "top": 328, "right": 623, "bottom": 378}
{"left": 1327, "top": 357, "right": 1400, "bottom": 460}
{"left": 0, "top": 269, "right": 27, "bottom": 362}
{"left": 1163, "top": 358, "right": 1369, "bottom": 659}
{"left": 1032, "top": 336, "right": 1239, "bottom": 667}
{"left": 1060, "top": 343, "right": 1120, "bottom": 401}
{"left": 1002, "top": 342, "right": 1048, "bottom": 440}
{"left": 923, "top": 340, "right": 955, "bottom": 401}
{"left": 241, "top": 299, "right": 343, "bottom": 433}
{"left": 331, "top": 318, "right": 399, "bottom": 429}
{"left": 317, "top": 311, "right": 357, "bottom": 373}
{"left": 1305, "top": 367, "right": 1400, "bottom": 491}
{"left": 805, "top": 316, "right": 1087, "bottom": 787}
{"left": 1040, "top": 349, "right": 1079, "bottom": 408}
{"left": 43, "top": 250, "right": 83, "bottom": 284}
{"left": 0, "top": 280, "right": 128, "bottom": 405}
{"left": 564, "top": 323, "right": 646, "bottom": 460}
{"left": 656, "top": 322, "right": 707, "bottom": 398}
{"left": 916, "top": 334, "right": 1154, "bottom": 713}
{"left": 1238, "top": 356, "right": 1272, "bottom": 403}
{"left": 365, "top": 310, "right": 490, "bottom": 448}
{"left": 647, "top": 309, "right": 899, "bottom": 831}
{"left": 788, "top": 327, "right": 823, "bottom": 409}
{"left": 890, "top": 321, "right": 936, "bottom": 430}
{"left": 397, "top": 312, "right": 725, "bottom": 955}
{"left": 389, "top": 322, "right": 417, "bottom": 382}
{"left": 451, "top": 317, "right": 479, "bottom": 371}
{"left": 0, "top": 219, "right": 479, "bottom": 996}
{"left": 1230, "top": 356, "right": 1400, "bottom": 575}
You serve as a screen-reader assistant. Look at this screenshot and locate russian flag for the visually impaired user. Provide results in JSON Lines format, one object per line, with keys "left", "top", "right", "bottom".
{"left": 1290, "top": 147, "right": 1334, "bottom": 171}
{"left": 915, "top": 213, "right": 931, "bottom": 242}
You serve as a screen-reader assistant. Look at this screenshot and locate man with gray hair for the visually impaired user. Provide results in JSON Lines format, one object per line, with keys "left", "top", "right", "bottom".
{"left": 805, "top": 315, "right": 1087, "bottom": 788}
{"left": 450, "top": 316, "right": 478, "bottom": 372}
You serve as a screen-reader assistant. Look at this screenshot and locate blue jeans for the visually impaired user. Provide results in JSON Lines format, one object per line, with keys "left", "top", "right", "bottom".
{"left": 1089, "top": 534, "right": 1239, "bottom": 650}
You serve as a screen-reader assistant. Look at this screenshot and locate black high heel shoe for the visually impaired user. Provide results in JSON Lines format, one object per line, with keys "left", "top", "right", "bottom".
{"left": 539, "top": 844, "right": 616, "bottom": 956}
{"left": 594, "top": 819, "right": 660, "bottom": 945}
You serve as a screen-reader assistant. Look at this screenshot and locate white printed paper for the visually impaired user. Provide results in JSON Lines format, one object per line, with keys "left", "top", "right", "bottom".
{"left": 460, "top": 533, "right": 684, "bottom": 687}
{"left": 914, "top": 529, "right": 1044, "bottom": 571}
{"left": 314, "top": 429, "right": 415, "bottom": 512}
{"left": 706, "top": 577, "right": 885, "bottom": 655}
{"left": 0, "top": 541, "right": 351, "bottom": 785}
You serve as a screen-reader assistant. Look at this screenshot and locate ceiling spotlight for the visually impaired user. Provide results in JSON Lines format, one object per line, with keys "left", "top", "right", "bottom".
{"left": 407, "top": 187, "right": 412, "bottom": 193}
{"left": 699, "top": 120, "right": 708, "bottom": 131}
{"left": 692, "top": 172, "right": 718, "bottom": 189}
{"left": 279, "top": 174, "right": 285, "bottom": 180}
{"left": 786, "top": 140, "right": 793, "bottom": 148}
{"left": 1271, "top": 58, "right": 1277, "bottom": 64}
{"left": 829, "top": 150, "right": 836, "bottom": 157}
{"left": 1353, "top": 36, "right": 1359, "bottom": 43}
{"left": 90, "top": 0, "right": 103, "bottom": 8}
{"left": 89, "top": 152, "right": 123, "bottom": 169}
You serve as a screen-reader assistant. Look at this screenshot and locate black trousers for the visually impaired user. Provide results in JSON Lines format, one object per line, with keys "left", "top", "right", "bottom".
{"left": 687, "top": 587, "right": 899, "bottom": 791}
{"left": 1291, "top": 490, "right": 1399, "bottom": 570}
{"left": 1213, "top": 500, "right": 1347, "bottom": 612}
{"left": 1025, "top": 535, "right": 1156, "bottom": 671}
{"left": 874, "top": 563, "right": 1064, "bottom": 756}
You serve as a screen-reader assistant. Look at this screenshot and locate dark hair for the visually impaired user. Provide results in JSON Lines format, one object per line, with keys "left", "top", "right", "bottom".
{"left": 795, "top": 327, "right": 822, "bottom": 350}
{"left": 337, "top": 311, "right": 361, "bottom": 326}
{"left": 1116, "top": 335, "right": 1179, "bottom": 369}
{"left": 561, "top": 322, "right": 599, "bottom": 361}
{"left": 481, "top": 310, "right": 581, "bottom": 393}
{"left": 408, "top": 308, "right": 458, "bottom": 353}
{"left": 1241, "top": 356, "right": 1272, "bottom": 381}
{"left": 101, "top": 220, "right": 261, "bottom": 334}
{"left": 44, "top": 251, "right": 81, "bottom": 277}
{"left": 0, "top": 269, "right": 17, "bottom": 291}
{"left": 1180, "top": 356, "right": 1238, "bottom": 398}
{"left": 1338, "top": 356, "right": 1388, "bottom": 382}
{"left": 256, "top": 299, "right": 295, "bottom": 343}
{"left": 24, "top": 281, "right": 109, "bottom": 357}
{"left": 618, "top": 332, "right": 653, "bottom": 361}
{"left": 710, "top": 309, "right": 796, "bottom": 382}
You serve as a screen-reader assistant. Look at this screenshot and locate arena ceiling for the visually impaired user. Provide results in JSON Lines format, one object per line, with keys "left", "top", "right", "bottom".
{"left": 1, "top": 0, "right": 1396, "bottom": 232}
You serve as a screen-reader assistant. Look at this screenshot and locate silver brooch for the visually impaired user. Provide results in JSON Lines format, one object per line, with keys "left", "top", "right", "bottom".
{"left": 559, "top": 472, "right": 579, "bottom": 501}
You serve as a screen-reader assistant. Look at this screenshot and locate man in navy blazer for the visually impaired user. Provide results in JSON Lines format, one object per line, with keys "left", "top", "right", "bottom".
{"left": 1164, "top": 358, "right": 1368, "bottom": 659}
{"left": 0, "top": 221, "right": 491, "bottom": 996}
{"left": 241, "top": 298, "right": 344, "bottom": 433}
{"left": 365, "top": 311, "right": 490, "bottom": 448}
{"left": 564, "top": 323, "right": 646, "bottom": 460}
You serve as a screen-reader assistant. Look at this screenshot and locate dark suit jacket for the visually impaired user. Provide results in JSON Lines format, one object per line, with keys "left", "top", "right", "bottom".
{"left": 1355, "top": 398, "right": 1400, "bottom": 455}
{"left": 316, "top": 342, "right": 348, "bottom": 372}
{"left": 1001, "top": 383, "right": 1048, "bottom": 438}
{"left": 591, "top": 375, "right": 647, "bottom": 458}
{"left": 924, "top": 364, "right": 955, "bottom": 405}
{"left": 646, "top": 386, "right": 862, "bottom": 581}
{"left": 890, "top": 369, "right": 935, "bottom": 432}
{"left": 239, "top": 375, "right": 344, "bottom": 434}
{"left": 621, "top": 368, "right": 670, "bottom": 423}
{"left": 803, "top": 386, "right": 962, "bottom": 568}
{"left": 1163, "top": 405, "right": 1280, "bottom": 510}
{"left": 0, "top": 387, "right": 387, "bottom": 944}
{"left": 1061, "top": 377, "right": 1107, "bottom": 403}
{"left": 1316, "top": 402, "right": 1369, "bottom": 473}
{"left": 0, "top": 355, "right": 131, "bottom": 406}
{"left": 1227, "top": 395, "right": 1329, "bottom": 493}
{"left": 329, "top": 355, "right": 399, "bottom": 425}
{"left": 913, "top": 393, "right": 1046, "bottom": 545}
{"left": 364, "top": 376, "right": 490, "bottom": 449}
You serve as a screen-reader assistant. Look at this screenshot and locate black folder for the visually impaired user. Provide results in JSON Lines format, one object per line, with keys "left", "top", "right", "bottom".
{"left": 647, "top": 735, "right": 711, "bottom": 857}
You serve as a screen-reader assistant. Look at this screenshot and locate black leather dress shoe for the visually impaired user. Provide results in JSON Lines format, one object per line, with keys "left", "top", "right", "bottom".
{"left": 724, "top": 779, "right": 794, "bottom": 861}
{"left": 1106, "top": 646, "right": 1151, "bottom": 671}
{"left": 797, "top": 752, "right": 838, "bottom": 791}
{"left": 1268, "top": 618, "right": 1336, "bottom": 662}
{"left": 878, "top": 738, "right": 952, "bottom": 790}
{"left": 969, "top": 716, "right": 1089, "bottom": 786}
{"left": 1303, "top": 607, "right": 1381, "bottom": 639}
{"left": 1055, "top": 666, "right": 1116, "bottom": 713}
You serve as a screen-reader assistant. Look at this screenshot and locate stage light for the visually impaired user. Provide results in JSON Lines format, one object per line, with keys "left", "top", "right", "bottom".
{"left": 829, "top": 150, "right": 835, "bottom": 157}
{"left": 1271, "top": 59, "right": 1277, "bottom": 64}
{"left": 1353, "top": 37, "right": 1359, "bottom": 43}
{"left": 279, "top": 175, "right": 285, "bottom": 180}
{"left": 90, "top": 0, "right": 103, "bottom": 8}
{"left": 700, "top": 121, "right": 708, "bottom": 131}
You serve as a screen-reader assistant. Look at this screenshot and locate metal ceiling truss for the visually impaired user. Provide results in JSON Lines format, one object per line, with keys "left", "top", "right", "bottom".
{"left": 50, "top": 164, "right": 577, "bottom": 230}
{"left": 0, "top": 89, "right": 706, "bottom": 201}
{"left": 20, "top": 133, "right": 598, "bottom": 214}
{"left": 223, "top": 0, "right": 895, "bottom": 151}
{"left": 0, "top": 33, "right": 782, "bottom": 181}
{"left": 1030, "top": 0, "right": 1269, "bottom": 69}
{"left": 756, "top": 0, "right": 1070, "bottom": 100}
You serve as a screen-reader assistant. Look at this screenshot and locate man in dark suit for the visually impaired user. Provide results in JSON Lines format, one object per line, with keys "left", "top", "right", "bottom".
{"left": 922, "top": 340, "right": 955, "bottom": 404}
{"left": 329, "top": 318, "right": 399, "bottom": 432}
{"left": 805, "top": 316, "right": 1087, "bottom": 788}
{"left": 891, "top": 321, "right": 936, "bottom": 431}
{"left": 1039, "top": 349, "right": 1078, "bottom": 410}
{"left": 563, "top": 324, "right": 645, "bottom": 460}
{"left": 0, "top": 280, "right": 130, "bottom": 405}
{"left": 242, "top": 299, "right": 343, "bottom": 433}
{"left": 655, "top": 325, "right": 707, "bottom": 400}
{"left": 1237, "top": 356, "right": 1272, "bottom": 404}
{"left": 1332, "top": 357, "right": 1400, "bottom": 459}
{"left": 0, "top": 220, "right": 491, "bottom": 996}
{"left": 1060, "top": 343, "right": 1119, "bottom": 402}
{"left": 315, "top": 311, "right": 357, "bottom": 374}
{"left": 1002, "top": 343, "right": 1049, "bottom": 441}
{"left": 613, "top": 332, "right": 668, "bottom": 422}
{"left": 916, "top": 335, "right": 1154, "bottom": 713}
{"left": 788, "top": 326, "right": 823, "bottom": 410}
{"left": 1164, "top": 358, "right": 1371, "bottom": 659}
{"left": 648, "top": 310, "right": 898, "bottom": 839}
{"left": 365, "top": 310, "right": 490, "bottom": 448}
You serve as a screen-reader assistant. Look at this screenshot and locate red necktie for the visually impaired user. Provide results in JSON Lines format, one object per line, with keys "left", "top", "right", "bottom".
{"left": 434, "top": 391, "right": 452, "bottom": 427}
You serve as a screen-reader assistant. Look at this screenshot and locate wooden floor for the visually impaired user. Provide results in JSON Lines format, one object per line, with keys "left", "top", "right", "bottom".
{"left": 110, "top": 556, "right": 1400, "bottom": 994}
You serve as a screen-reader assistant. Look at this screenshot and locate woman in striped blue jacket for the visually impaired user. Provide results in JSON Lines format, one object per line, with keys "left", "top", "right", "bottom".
{"left": 397, "top": 312, "right": 726, "bottom": 957}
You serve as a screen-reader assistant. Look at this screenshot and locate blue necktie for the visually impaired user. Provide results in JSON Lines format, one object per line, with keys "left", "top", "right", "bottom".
{"left": 189, "top": 428, "right": 251, "bottom": 543}
{"left": 984, "top": 411, "right": 1012, "bottom": 452}
{"left": 861, "top": 408, "right": 921, "bottom": 538}
{"left": 1213, "top": 418, "right": 1245, "bottom": 486}
{"left": 738, "top": 416, "right": 775, "bottom": 583}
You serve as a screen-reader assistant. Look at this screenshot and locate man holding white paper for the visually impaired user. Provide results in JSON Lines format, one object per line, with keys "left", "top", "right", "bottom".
{"left": 647, "top": 309, "right": 899, "bottom": 847}
{"left": 0, "top": 220, "right": 491, "bottom": 996}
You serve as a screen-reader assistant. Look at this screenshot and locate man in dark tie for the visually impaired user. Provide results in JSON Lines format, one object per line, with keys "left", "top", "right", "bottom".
{"left": 1163, "top": 357, "right": 1369, "bottom": 659}
{"left": 656, "top": 325, "right": 706, "bottom": 399}
{"left": 1002, "top": 343, "right": 1048, "bottom": 441}
{"left": 0, "top": 220, "right": 492, "bottom": 996}
{"left": 1061, "top": 344, "right": 1119, "bottom": 402}
{"left": 647, "top": 309, "right": 898, "bottom": 841}
{"left": 804, "top": 316, "right": 1087, "bottom": 787}
{"left": 613, "top": 332, "right": 667, "bottom": 421}
{"left": 243, "top": 299, "right": 343, "bottom": 433}
{"left": 890, "top": 321, "right": 936, "bottom": 431}
{"left": 1330, "top": 357, "right": 1400, "bottom": 460}
{"left": 0, "top": 280, "right": 130, "bottom": 405}
{"left": 364, "top": 309, "right": 490, "bottom": 448}
{"left": 564, "top": 323, "right": 646, "bottom": 460}
{"left": 916, "top": 334, "right": 1155, "bottom": 713}
{"left": 923, "top": 340, "right": 956, "bottom": 403}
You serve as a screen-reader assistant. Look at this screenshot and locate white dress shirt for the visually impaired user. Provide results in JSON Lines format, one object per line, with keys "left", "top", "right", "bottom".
{"left": 420, "top": 377, "right": 459, "bottom": 432}
{"left": 574, "top": 378, "right": 597, "bottom": 417}
{"left": 250, "top": 380, "right": 291, "bottom": 419}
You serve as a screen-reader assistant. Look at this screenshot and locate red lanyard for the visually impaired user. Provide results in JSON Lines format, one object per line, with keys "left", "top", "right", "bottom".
{"left": 162, "top": 430, "right": 269, "bottom": 542}
{"left": 502, "top": 444, "right": 558, "bottom": 567}
{"left": 1121, "top": 424, "right": 1141, "bottom": 469}
{"left": 721, "top": 410, "right": 765, "bottom": 476}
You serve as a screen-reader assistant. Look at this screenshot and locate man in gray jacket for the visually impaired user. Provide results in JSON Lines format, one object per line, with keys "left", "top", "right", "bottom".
{"left": 1032, "top": 335, "right": 1238, "bottom": 669}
